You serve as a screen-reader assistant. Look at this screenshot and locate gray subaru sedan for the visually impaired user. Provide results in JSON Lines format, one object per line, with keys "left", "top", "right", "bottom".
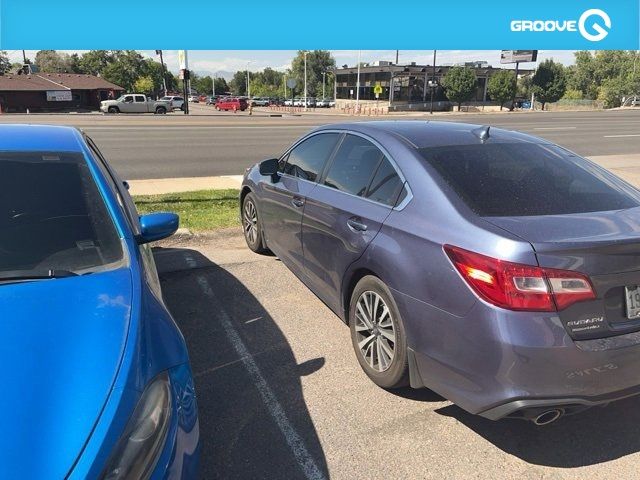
{"left": 240, "top": 121, "right": 640, "bottom": 425}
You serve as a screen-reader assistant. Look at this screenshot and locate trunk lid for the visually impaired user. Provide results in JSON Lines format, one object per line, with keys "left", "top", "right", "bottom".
{"left": 486, "top": 207, "right": 640, "bottom": 340}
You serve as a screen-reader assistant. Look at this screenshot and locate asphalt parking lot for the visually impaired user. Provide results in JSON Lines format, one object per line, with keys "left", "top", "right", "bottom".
{"left": 154, "top": 229, "right": 640, "bottom": 480}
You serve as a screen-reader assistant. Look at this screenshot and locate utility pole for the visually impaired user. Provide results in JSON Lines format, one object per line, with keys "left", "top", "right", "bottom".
{"left": 510, "top": 61, "right": 520, "bottom": 111}
{"left": 303, "top": 51, "right": 309, "bottom": 111}
{"left": 284, "top": 75, "right": 287, "bottom": 100}
{"left": 395, "top": 50, "right": 399, "bottom": 64}
{"left": 156, "top": 50, "right": 168, "bottom": 96}
{"left": 22, "top": 50, "right": 27, "bottom": 63}
{"left": 430, "top": 50, "right": 437, "bottom": 114}
{"left": 356, "top": 50, "right": 361, "bottom": 113}
{"left": 322, "top": 72, "right": 326, "bottom": 99}
{"left": 212, "top": 72, "right": 216, "bottom": 98}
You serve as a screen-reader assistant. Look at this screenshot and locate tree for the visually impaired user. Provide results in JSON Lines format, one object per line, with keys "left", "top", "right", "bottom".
{"left": 442, "top": 66, "right": 477, "bottom": 109}
{"left": 289, "top": 50, "right": 336, "bottom": 97}
{"left": 531, "top": 59, "right": 566, "bottom": 110}
{"left": 34, "top": 50, "right": 77, "bottom": 73}
{"left": 0, "top": 51, "right": 10, "bottom": 75}
{"left": 230, "top": 70, "right": 248, "bottom": 95}
{"left": 77, "top": 50, "right": 114, "bottom": 75}
{"left": 101, "top": 50, "right": 146, "bottom": 92}
{"left": 487, "top": 70, "right": 515, "bottom": 110}
{"left": 134, "top": 76, "right": 154, "bottom": 94}
{"left": 214, "top": 77, "right": 229, "bottom": 95}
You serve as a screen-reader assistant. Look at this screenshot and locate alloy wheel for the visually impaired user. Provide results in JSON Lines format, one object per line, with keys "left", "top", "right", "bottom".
{"left": 243, "top": 199, "right": 258, "bottom": 245}
{"left": 354, "top": 291, "right": 396, "bottom": 372}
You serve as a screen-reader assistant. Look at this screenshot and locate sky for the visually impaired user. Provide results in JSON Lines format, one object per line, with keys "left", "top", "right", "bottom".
{"left": 4, "top": 50, "right": 577, "bottom": 78}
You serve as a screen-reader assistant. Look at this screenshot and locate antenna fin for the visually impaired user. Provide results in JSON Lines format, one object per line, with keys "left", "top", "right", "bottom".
{"left": 472, "top": 125, "right": 491, "bottom": 143}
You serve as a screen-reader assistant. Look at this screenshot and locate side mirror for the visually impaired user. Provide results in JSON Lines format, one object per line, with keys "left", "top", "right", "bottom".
{"left": 259, "top": 158, "right": 279, "bottom": 176}
{"left": 138, "top": 212, "right": 179, "bottom": 244}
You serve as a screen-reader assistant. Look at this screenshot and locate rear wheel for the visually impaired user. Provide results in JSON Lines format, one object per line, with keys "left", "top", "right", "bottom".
{"left": 242, "top": 193, "right": 268, "bottom": 254}
{"left": 155, "top": 106, "right": 167, "bottom": 114}
{"left": 349, "top": 276, "right": 409, "bottom": 388}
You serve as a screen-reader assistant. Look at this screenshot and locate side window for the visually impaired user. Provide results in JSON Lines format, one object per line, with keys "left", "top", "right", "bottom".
{"left": 123, "top": 95, "right": 133, "bottom": 103}
{"left": 86, "top": 136, "right": 141, "bottom": 234}
{"left": 324, "top": 134, "right": 383, "bottom": 197}
{"left": 283, "top": 133, "right": 339, "bottom": 182}
{"left": 367, "top": 157, "right": 405, "bottom": 206}
{"left": 135, "top": 95, "right": 146, "bottom": 102}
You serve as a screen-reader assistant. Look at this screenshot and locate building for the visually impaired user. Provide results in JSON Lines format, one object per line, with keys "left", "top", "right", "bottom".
{"left": 334, "top": 61, "right": 534, "bottom": 111}
{"left": 0, "top": 73, "right": 124, "bottom": 112}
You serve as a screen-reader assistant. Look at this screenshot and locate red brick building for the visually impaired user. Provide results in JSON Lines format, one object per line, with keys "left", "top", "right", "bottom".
{"left": 0, "top": 73, "right": 124, "bottom": 112}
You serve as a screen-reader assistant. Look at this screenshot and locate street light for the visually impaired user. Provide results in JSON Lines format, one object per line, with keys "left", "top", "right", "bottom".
{"left": 303, "top": 51, "right": 309, "bottom": 111}
{"left": 246, "top": 61, "right": 252, "bottom": 99}
{"left": 321, "top": 72, "right": 326, "bottom": 99}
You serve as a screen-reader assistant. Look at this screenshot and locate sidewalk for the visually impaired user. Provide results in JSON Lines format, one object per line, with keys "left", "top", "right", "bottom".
{"left": 128, "top": 154, "right": 640, "bottom": 196}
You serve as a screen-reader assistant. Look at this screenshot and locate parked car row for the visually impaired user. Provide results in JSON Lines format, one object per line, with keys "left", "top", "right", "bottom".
{"left": 282, "top": 97, "right": 335, "bottom": 108}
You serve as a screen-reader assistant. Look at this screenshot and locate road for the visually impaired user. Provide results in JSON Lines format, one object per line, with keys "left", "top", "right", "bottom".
{"left": 2, "top": 109, "right": 640, "bottom": 179}
{"left": 155, "top": 230, "right": 640, "bottom": 480}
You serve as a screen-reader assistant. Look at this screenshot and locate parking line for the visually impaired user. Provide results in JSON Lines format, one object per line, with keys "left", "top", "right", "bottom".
{"left": 603, "top": 134, "right": 640, "bottom": 138}
{"left": 195, "top": 275, "right": 326, "bottom": 480}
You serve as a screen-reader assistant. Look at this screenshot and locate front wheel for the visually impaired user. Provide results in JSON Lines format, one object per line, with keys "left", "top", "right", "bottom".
{"left": 107, "top": 106, "right": 119, "bottom": 114}
{"left": 242, "top": 192, "right": 268, "bottom": 254}
{"left": 349, "top": 276, "right": 409, "bottom": 388}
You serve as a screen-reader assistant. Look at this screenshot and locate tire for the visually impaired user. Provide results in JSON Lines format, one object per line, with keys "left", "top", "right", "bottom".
{"left": 349, "top": 276, "right": 409, "bottom": 389}
{"left": 155, "top": 106, "right": 167, "bottom": 114}
{"left": 242, "top": 192, "right": 268, "bottom": 254}
{"left": 107, "top": 106, "right": 119, "bottom": 114}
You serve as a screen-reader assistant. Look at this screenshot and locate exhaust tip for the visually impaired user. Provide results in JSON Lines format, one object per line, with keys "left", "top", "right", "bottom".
{"left": 533, "top": 409, "right": 563, "bottom": 426}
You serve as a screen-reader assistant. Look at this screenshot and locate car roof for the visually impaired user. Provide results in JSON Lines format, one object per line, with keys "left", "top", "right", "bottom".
{"left": 0, "top": 124, "right": 85, "bottom": 152}
{"left": 314, "top": 121, "right": 550, "bottom": 149}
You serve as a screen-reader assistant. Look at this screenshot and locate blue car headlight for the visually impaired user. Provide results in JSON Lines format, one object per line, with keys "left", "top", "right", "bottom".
{"left": 102, "top": 372, "right": 172, "bottom": 480}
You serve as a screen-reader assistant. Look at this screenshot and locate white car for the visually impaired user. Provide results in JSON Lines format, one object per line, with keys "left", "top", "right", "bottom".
{"left": 188, "top": 95, "right": 199, "bottom": 103}
{"left": 284, "top": 99, "right": 294, "bottom": 106}
{"left": 159, "top": 95, "right": 184, "bottom": 111}
{"left": 316, "top": 98, "right": 332, "bottom": 108}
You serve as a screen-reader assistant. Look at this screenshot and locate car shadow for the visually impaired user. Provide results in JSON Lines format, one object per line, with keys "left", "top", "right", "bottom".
{"left": 434, "top": 395, "right": 640, "bottom": 467}
{"left": 153, "top": 246, "right": 329, "bottom": 480}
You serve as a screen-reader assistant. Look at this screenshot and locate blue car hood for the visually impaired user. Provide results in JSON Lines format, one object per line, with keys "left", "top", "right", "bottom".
{"left": 0, "top": 268, "right": 133, "bottom": 479}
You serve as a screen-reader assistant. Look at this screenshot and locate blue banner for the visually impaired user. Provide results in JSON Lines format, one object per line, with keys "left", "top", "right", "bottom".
{"left": 0, "top": 0, "right": 638, "bottom": 49}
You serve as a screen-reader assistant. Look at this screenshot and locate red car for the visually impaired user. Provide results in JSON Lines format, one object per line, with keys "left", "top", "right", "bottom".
{"left": 215, "top": 97, "right": 248, "bottom": 112}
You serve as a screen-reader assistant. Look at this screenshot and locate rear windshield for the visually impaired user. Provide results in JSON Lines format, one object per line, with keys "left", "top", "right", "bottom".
{"left": 0, "top": 151, "right": 124, "bottom": 275}
{"left": 420, "top": 143, "right": 640, "bottom": 217}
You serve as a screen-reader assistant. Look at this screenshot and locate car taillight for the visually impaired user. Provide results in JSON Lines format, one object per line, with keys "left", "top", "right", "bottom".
{"left": 444, "top": 245, "right": 595, "bottom": 311}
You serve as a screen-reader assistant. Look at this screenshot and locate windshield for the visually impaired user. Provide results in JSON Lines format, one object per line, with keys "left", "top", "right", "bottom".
{"left": 0, "top": 151, "right": 124, "bottom": 277}
{"left": 420, "top": 143, "right": 640, "bottom": 217}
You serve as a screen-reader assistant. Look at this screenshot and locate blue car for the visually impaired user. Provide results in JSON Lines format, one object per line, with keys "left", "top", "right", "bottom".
{"left": 0, "top": 125, "right": 199, "bottom": 478}
{"left": 242, "top": 121, "right": 640, "bottom": 425}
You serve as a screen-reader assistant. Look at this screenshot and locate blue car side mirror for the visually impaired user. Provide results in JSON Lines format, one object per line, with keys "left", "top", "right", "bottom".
{"left": 138, "top": 212, "right": 179, "bottom": 244}
{"left": 259, "top": 158, "right": 279, "bottom": 176}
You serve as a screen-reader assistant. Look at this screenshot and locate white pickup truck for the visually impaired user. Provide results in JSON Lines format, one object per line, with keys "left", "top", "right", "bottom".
{"left": 100, "top": 94, "right": 173, "bottom": 114}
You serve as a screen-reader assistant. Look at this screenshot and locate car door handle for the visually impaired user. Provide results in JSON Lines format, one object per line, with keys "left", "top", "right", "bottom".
{"left": 291, "top": 197, "right": 305, "bottom": 208}
{"left": 347, "top": 218, "right": 368, "bottom": 232}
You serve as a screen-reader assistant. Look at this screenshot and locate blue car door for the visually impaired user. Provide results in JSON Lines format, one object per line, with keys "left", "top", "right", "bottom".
{"left": 301, "top": 133, "right": 407, "bottom": 312}
{"left": 258, "top": 132, "right": 340, "bottom": 276}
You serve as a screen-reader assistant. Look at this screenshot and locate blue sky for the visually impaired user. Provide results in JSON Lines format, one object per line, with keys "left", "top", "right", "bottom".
{"left": 6, "top": 50, "right": 577, "bottom": 77}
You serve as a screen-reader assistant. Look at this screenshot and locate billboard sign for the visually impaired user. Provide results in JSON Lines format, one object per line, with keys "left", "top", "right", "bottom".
{"left": 500, "top": 50, "right": 538, "bottom": 63}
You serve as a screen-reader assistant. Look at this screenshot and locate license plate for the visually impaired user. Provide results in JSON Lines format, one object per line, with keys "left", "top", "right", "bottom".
{"left": 625, "top": 286, "right": 640, "bottom": 319}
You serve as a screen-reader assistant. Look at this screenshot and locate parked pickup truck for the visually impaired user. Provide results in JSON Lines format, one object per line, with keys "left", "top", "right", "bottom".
{"left": 100, "top": 94, "right": 173, "bottom": 114}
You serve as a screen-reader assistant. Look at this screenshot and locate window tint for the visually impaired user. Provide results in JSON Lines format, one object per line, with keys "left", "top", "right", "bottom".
{"left": 367, "top": 157, "right": 404, "bottom": 206}
{"left": 324, "top": 134, "right": 383, "bottom": 197}
{"left": 0, "top": 152, "right": 124, "bottom": 275}
{"left": 123, "top": 95, "right": 133, "bottom": 102}
{"left": 283, "top": 133, "right": 339, "bottom": 182}
{"left": 134, "top": 95, "right": 145, "bottom": 102}
{"left": 420, "top": 143, "right": 640, "bottom": 217}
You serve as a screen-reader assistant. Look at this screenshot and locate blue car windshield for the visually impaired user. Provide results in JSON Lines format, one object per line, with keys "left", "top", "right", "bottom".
{"left": 0, "top": 151, "right": 124, "bottom": 276}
